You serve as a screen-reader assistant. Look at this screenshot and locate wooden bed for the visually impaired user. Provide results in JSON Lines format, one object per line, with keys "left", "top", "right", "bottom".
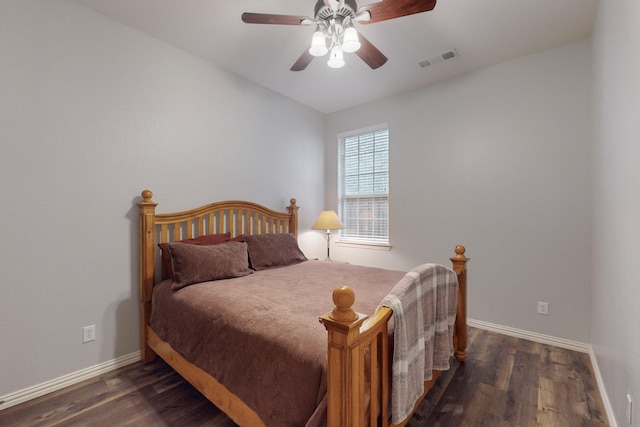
{"left": 138, "top": 189, "right": 469, "bottom": 427}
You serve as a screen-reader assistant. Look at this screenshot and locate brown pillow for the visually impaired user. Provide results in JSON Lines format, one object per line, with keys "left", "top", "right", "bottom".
{"left": 168, "top": 241, "right": 252, "bottom": 290}
{"left": 158, "top": 232, "right": 231, "bottom": 279}
{"left": 244, "top": 233, "right": 307, "bottom": 271}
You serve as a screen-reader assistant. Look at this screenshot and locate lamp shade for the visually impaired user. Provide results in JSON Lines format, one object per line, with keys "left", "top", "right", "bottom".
{"left": 311, "top": 211, "right": 345, "bottom": 231}
{"left": 341, "top": 27, "right": 361, "bottom": 53}
{"left": 309, "top": 30, "right": 328, "bottom": 57}
{"left": 327, "top": 46, "right": 345, "bottom": 68}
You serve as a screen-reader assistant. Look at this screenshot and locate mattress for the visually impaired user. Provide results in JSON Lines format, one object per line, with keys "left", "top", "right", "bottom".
{"left": 150, "top": 260, "right": 405, "bottom": 427}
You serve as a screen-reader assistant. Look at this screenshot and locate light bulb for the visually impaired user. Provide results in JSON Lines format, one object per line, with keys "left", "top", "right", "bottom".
{"left": 309, "top": 30, "right": 328, "bottom": 57}
{"left": 342, "top": 27, "right": 361, "bottom": 53}
{"left": 327, "top": 46, "right": 345, "bottom": 68}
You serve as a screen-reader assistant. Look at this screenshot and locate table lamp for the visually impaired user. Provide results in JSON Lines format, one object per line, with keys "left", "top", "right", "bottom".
{"left": 311, "top": 210, "right": 345, "bottom": 261}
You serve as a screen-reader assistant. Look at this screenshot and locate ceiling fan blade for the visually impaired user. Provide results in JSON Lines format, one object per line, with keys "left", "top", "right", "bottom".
{"left": 356, "top": 0, "right": 436, "bottom": 24}
{"left": 291, "top": 50, "right": 315, "bottom": 71}
{"left": 355, "top": 33, "right": 388, "bottom": 69}
{"left": 242, "top": 12, "right": 313, "bottom": 26}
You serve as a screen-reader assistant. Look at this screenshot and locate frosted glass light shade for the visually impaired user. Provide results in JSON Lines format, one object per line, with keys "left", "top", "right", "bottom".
{"left": 341, "top": 27, "right": 361, "bottom": 53}
{"left": 309, "top": 30, "right": 328, "bottom": 56}
{"left": 327, "top": 46, "right": 345, "bottom": 68}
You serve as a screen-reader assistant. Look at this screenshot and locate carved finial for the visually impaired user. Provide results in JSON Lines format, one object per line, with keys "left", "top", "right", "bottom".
{"left": 329, "top": 286, "right": 358, "bottom": 322}
{"left": 141, "top": 189, "right": 153, "bottom": 202}
{"left": 450, "top": 244, "right": 469, "bottom": 271}
{"left": 333, "top": 286, "right": 355, "bottom": 308}
{"left": 290, "top": 198, "right": 297, "bottom": 206}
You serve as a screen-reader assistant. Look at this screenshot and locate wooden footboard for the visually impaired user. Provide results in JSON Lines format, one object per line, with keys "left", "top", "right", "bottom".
{"left": 320, "top": 246, "right": 469, "bottom": 427}
{"left": 137, "top": 190, "right": 468, "bottom": 427}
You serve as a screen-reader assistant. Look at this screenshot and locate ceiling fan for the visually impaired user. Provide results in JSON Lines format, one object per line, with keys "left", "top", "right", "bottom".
{"left": 242, "top": 0, "right": 437, "bottom": 71}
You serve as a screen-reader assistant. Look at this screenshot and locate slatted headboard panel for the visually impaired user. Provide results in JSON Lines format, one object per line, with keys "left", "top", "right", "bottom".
{"left": 154, "top": 199, "right": 298, "bottom": 244}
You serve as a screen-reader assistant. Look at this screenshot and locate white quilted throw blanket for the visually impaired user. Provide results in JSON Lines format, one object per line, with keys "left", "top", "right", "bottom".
{"left": 378, "top": 263, "right": 459, "bottom": 424}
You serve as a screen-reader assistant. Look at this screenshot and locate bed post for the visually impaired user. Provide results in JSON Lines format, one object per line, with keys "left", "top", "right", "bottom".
{"left": 319, "top": 286, "right": 368, "bottom": 427}
{"left": 287, "top": 198, "right": 299, "bottom": 238}
{"left": 450, "top": 245, "right": 469, "bottom": 362}
{"left": 138, "top": 189, "right": 158, "bottom": 363}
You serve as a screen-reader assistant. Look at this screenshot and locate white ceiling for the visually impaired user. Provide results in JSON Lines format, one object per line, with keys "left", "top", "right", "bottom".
{"left": 74, "top": 0, "right": 599, "bottom": 114}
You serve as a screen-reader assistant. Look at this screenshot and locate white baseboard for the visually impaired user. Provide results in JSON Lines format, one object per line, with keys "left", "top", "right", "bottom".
{"left": 0, "top": 351, "right": 140, "bottom": 411}
{"left": 468, "top": 318, "right": 590, "bottom": 353}
{"left": 588, "top": 347, "right": 618, "bottom": 427}
{"left": 469, "top": 318, "right": 616, "bottom": 426}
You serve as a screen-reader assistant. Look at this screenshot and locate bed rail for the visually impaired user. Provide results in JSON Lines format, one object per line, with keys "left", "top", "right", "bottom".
{"left": 320, "top": 246, "right": 469, "bottom": 427}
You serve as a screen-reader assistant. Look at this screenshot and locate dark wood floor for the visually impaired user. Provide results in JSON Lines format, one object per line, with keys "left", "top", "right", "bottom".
{"left": 1, "top": 327, "right": 609, "bottom": 426}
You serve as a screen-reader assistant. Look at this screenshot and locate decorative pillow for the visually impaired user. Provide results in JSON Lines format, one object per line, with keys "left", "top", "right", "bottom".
{"left": 158, "top": 232, "right": 231, "bottom": 279}
{"left": 168, "top": 241, "right": 252, "bottom": 290}
{"left": 244, "top": 233, "right": 307, "bottom": 271}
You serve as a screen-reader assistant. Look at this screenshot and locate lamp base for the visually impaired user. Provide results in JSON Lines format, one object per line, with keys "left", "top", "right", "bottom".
{"left": 324, "top": 230, "right": 333, "bottom": 262}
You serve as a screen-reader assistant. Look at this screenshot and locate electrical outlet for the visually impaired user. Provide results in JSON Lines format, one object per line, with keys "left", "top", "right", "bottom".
{"left": 83, "top": 325, "right": 96, "bottom": 343}
{"left": 628, "top": 393, "right": 633, "bottom": 426}
{"left": 537, "top": 301, "right": 549, "bottom": 315}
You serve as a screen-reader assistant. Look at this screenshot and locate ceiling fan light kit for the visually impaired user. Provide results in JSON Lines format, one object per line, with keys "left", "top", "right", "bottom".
{"left": 241, "top": 0, "right": 437, "bottom": 71}
{"left": 309, "top": 16, "right": 361, "bottom": 68}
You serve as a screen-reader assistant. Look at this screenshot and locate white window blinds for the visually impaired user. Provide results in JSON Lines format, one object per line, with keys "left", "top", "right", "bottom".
{"left": 338, "top": 125, "right": 389, "bottom": 244}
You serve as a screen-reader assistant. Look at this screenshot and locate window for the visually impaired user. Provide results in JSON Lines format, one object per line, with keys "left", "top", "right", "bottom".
{"left": 338, "top": 124, "right": 389, "bottom": 245}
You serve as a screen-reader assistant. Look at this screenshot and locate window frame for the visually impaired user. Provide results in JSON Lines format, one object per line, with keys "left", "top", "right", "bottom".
{"left": 336, "top": 123, "right": 390, "bottom": 248}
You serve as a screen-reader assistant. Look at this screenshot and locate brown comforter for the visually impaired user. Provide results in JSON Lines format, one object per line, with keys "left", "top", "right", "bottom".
{"left": 150, "top": 260, "right": 406, "bottom": 427}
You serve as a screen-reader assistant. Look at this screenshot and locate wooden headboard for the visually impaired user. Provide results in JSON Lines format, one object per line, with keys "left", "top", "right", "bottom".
{"left": 137, "top": 189, "right": 299, "bottom": 362}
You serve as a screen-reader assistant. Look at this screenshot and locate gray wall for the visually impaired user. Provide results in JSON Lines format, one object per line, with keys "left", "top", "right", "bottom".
{"left": 0, "top": 0, "right": 325, "bottom": 397}
{"left": 4, "top": 2, "right": 639, "bottom": 426}
{"left": 592, "top": 1, "right": 640, "bottom": 425}
{"left": 325, "top": 40, "right": 593, "bottom": 343}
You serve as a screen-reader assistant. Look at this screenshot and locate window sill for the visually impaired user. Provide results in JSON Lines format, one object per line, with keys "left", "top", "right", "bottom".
{"left": 335, "top": 240, "right": 391, "bottom": 251}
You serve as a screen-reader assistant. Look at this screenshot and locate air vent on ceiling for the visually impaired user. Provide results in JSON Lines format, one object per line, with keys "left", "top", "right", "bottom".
{"left": 419, "top": 49, "right": 458, "bottom": 68}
